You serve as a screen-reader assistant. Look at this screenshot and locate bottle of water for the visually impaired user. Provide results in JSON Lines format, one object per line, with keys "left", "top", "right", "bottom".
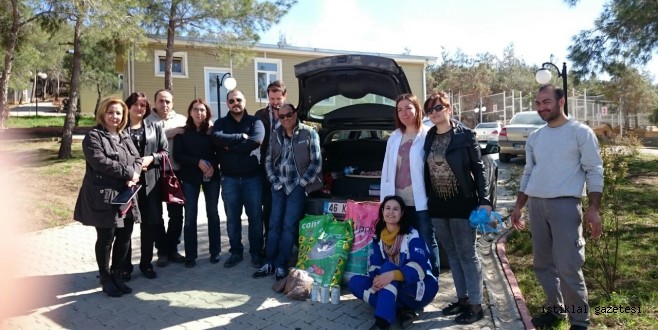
{"left": 203, "top": 160, "right": 212, "bottom": 182}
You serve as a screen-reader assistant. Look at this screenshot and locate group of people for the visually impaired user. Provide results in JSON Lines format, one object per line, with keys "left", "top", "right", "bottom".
{"left": 74, "top": 82, "right": 603, "bottom": 330}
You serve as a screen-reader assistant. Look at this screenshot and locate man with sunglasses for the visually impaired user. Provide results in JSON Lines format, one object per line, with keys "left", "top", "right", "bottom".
{"left": 253, "top": 103, "right": 322, "bottom": 281}
{"left": 254, "top": 81, "right": 287, "bottom": 258}
{"left": 211, "top": 89, "right": 265, "bottom": 269}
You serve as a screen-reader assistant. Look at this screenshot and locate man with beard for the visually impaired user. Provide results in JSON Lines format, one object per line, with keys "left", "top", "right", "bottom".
{"left": 145, "top": 89, "right": 187, "bottom": 267}
{"left": 254, "top": 80, "right": 287, "bottom": 257}
{"left": 510, "top": 85, "right": 603, "bottom": 330}
{"left": 211, "top": 89, "right": 265, "bottom": 269}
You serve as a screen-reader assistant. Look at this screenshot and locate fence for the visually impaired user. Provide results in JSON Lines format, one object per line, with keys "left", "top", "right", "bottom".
{"left": 448, "top": 90, "right": 652, "bottom": 130}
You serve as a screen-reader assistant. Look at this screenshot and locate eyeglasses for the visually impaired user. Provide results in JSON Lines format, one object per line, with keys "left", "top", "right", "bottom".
{"left": 277, "top": 112, "right": 295, "bottom": 120}
{"left": 424, "top": 104, "right": 448, "bottom": 115}
{"left": 228, "top": 98, "right": 243, "bottom": 105}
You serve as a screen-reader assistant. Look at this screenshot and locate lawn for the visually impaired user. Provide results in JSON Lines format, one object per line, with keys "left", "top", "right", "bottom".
{"left": 0, "top": 139, "right": 85, "bottom": 231}
{"left": 504, "top": 153, "right": 658, "bottom": 329}
{"left": 6, "top": 115, "right": 96, "bottom": 128}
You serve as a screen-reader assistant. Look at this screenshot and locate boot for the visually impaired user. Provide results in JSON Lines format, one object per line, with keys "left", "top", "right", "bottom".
{"left": 100, "top": 274, "right": 123, "bottom": 297}
{"left": 112, "top": 270, "right": 132, "bottom": 294}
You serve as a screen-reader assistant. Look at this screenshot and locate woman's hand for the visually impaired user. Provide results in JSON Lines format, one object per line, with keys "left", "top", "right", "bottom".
{"left": 371, "top": 271, "right": 395, "bottom": 292}
{"left": 478, "top": 205, "right": 492, "bottom": 214}
{"left": 142, "top": 155, "right": 154, "bottom": 170}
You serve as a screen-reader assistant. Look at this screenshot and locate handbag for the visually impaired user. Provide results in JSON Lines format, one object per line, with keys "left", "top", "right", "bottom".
{"left": 161, "top": 153, "right": 185, "bottom": 204}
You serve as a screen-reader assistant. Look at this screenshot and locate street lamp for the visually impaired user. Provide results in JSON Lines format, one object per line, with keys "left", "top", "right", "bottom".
{"left": 35, "top": 71, "right": 48, "bottom": 116}
{"left": 216, "top": 72, "right": 237, "bottom": 117}
{"left": 535, "top": 62, "right": 568, "bottom": 116}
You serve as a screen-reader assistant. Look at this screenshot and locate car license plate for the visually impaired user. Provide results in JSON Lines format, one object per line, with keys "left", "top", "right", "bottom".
{"left": 324, "top": 202, "right": 346, "bottom": 215}
{"left": 513, "top": 144, "right": 525, "bottom": 150}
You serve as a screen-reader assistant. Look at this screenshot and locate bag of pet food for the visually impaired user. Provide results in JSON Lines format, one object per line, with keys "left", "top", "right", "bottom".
{"left": 297, "top": 214, "right": 353, "bottom": 287}
{"left": 344, "top": 200, "right": 380, "bottom": 282}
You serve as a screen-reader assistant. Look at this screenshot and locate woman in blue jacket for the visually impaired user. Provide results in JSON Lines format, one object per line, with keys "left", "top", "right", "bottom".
{"left": 174, "top": 99, "right": 221, "bottom": 268}
{"left": 348, "top": 195, "right": 438, "bottom": 330}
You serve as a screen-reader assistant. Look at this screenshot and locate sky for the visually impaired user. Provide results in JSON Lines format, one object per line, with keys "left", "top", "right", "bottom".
{"left": 260, "top": 0, "right": 658, "bottom": 80}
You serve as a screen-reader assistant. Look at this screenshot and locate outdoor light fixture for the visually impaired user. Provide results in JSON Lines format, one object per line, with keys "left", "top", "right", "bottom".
{"left": 535, "top": 62, "right": 568, "bottom": 116}
{"left": 35, "top": 71, "right": 48, "bottom": 116}
{"left": 216, "top": 72, "right": 237, "bottom": 115}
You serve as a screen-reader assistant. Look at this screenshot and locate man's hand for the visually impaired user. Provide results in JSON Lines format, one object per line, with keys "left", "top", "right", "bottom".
{"left": 584, "top": 207, "right": 602, "bottom": 239}
{"left": 510, "top": 208, "right": 525, "bottom": 230}
{"left": 166, "top": 127, "right": 185, "bottom": 139}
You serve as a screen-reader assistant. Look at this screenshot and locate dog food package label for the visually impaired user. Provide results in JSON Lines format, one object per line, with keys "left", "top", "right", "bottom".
{"left": 344, "top": 200, "right": 380, "bottom": 282}
{"left": 297, "top": 215, "right": 353, "bottom": 287}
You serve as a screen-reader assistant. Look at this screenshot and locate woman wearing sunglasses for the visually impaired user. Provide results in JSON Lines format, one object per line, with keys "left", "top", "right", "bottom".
{"left": 422, "top": 92, "right": 492, "bottom": 325}
{"left": 253, "top": 103, "right": 322, "bottom": 281}
{"left": 380, "top": 93, "right": 439, "bottom": 278}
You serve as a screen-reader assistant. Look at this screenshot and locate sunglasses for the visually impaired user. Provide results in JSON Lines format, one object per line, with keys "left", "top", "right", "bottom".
{"left": 425, "top": 104, "right": 448, "bottom": 115}
{"left": 228, "top": 98, "right": 243, "bottom": 105}
{"left": 278, "top": 112, "right": 295, "bottom": 120}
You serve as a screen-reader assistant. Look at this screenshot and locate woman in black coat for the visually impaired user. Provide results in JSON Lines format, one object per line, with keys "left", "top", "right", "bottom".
{"left": 123, "top": 92, "right": 168, "bottom": 280}
{"left": 74, "top": 98, "right": 143, "bottom": 297}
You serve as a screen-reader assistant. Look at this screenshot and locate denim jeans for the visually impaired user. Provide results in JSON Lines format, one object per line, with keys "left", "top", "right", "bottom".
{"left": 265, "top": 185, "right": 306, "bottom": 269}
{"left": 221, "top": 175, "right": 263, "bottom": 257}
{"left": 408, "top": 207, "right": 440, "bottom": 276}
{"left": 432, "top": 217, "right": 482, "bottom": 304}
{"left": 183, "top": 179, "right": 221, "bottom": 261}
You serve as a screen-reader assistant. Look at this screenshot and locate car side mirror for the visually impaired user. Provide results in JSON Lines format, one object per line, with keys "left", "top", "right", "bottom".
{"left": 480, "top": 143, "right": 500, "bottom": 156}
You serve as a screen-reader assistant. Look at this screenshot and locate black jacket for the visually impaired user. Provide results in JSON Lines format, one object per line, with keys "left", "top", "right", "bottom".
{"left": 210, "top": 110, "right": 264, "bottom": 177}
{"left": 125, "top": 121, "right": 168, "bottom": 224}
{"left": 174, "top": 128, "right": 220, "bottom": 185}
{"left": 74, "top": 126, "right": 143, "bottom": 228}
{"left": 423, "top": 121, "right": 491, "bottom": 208}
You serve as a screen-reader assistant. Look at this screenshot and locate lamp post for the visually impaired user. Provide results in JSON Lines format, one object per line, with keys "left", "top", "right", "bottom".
{"left": 215, "top": 72, "right": 237, "bottom": 117}
{"left": 535, "top": 62, "right": 568, "bottom": 116}
{"left": 35, "top": 71, "right": 48, "bottom": 116}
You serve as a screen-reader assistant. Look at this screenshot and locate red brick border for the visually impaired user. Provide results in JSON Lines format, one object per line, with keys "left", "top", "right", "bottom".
{"left": 496, "top": 229, "right": 535, "bottom": 329}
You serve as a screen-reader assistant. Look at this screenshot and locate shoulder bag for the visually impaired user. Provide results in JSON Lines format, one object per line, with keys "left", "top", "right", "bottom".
{"left": 161, "top": 153, "right": 185, "bottom": 204}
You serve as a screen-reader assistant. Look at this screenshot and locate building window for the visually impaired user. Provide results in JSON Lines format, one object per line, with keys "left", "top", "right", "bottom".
{"left": 254, "top": 58, "right": 281, "bottom": 102}
{"left": 154, "top": 50, "right": 188, "bottom": 78}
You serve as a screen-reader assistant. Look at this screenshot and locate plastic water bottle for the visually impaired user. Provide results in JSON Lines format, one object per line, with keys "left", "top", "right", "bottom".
{"left": 203, "top": 160, "right": 212, "bottom": 182}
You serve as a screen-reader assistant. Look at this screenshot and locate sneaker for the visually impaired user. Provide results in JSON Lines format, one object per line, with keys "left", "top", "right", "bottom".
{"left": 531, "top": 311, "right": 562, "bottom": 329}
{"left": 184, "top": 260, "right": 196, "bottom": 268}
{"left": 251, "top": 255, "right": 264, "bottom": 268}
{"left": 569, "top": 325, "right": 588, "bottom": 330}
{"left": 454, "top": 308, "right": 484, "bottom": 325}
{"left": 210, "top": 255, "right": 221, "bottom": 264}
{"left": 253, "top": 264, "right": 274, "bottom": 278}
{"left": 442, "top": 301, "right": 469, "bottom": 316}
{"left": 156, "top": 255, "right": 169, "bottom": 267}
{"left": 223, "top": 254, "right": 243, "bottom": 268}
{"left": 275, "top": 267, "right": 286, "bottom": 281}
{"left": 398, "top": 310, "right": 418, "bottom": 329}
{"left": 169, "top": 252, "right": 185, "bottom": 263}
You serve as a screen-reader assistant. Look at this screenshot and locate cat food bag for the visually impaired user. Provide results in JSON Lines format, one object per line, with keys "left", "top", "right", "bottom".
{"left": 344, "top": 200, "right": 380, "bottom": 282}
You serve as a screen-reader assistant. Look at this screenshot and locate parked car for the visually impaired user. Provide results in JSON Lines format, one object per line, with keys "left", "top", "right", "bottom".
{"left": 474, "top": 121, "right": 503, "bottom": 143}
{"left": 498, "top": 111, "right": 545, "bottom": 163}
{"left": 294, "top": 54, "right": 499, "bottom": 221}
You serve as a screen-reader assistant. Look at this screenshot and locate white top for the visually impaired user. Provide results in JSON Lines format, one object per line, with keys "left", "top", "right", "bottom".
{"left": 520, "top": 119, "right": 604, "bottom": 198}
{"left": 145, "top": 110, "right": 187, "bottom": 170}
{"left": 380, "top": 125, "right": 429, "bottom": 210}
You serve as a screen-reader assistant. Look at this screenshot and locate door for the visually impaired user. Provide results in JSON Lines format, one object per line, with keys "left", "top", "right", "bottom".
{"left": 205, "top": 68, "right": 233, "bottom": 121}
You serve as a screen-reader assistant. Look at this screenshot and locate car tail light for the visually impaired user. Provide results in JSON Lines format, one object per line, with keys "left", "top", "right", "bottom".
{"left": 491, "top": 130, "right": 498, "bottom": 135}
{"left": 499, "top": 127, "right": 507, "bottom": 139}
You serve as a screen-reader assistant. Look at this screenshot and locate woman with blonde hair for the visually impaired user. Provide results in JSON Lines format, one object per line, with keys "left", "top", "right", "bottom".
{"left": 74, "top": 98, "right": 143, "bottom": 297}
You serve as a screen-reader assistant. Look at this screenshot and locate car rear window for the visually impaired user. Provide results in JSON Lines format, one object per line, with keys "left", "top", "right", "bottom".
{"left": 476, "top": 123, "right": 499, "bottom": 128}
{"left": 326, "top": 130, "right": 392, "bottom": 143}
{"left": 510, "top": 112, "right": 544, "bottom": 125}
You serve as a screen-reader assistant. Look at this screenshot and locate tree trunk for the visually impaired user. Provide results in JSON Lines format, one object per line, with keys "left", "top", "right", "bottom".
{"left": 0, "top": 0, "right": 21, "bottom": 130}
{"left": 94, "top": 83, "right": 101, "bottom": 116}
{"left": 164, "top": 4, "right": 177, "bottom": 91}
{"left": 58, "top": 16, "right": 83, "bottom": 159}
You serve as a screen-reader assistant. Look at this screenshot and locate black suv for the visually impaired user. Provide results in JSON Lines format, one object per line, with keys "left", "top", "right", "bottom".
{"left": 295, "top": 54, "right": 499, "bottom": 218}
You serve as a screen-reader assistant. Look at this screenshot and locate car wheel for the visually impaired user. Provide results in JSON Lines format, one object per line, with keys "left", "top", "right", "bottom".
{"left": 499, "top": 153, "right": 511, "bottom": 163}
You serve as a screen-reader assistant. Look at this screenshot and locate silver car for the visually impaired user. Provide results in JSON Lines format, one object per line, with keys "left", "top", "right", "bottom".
{"left": 498, "top": 111, "right": 545, "bottom": 163}
{"left": 474, "top": 122, "right": 503, "bottom": 143}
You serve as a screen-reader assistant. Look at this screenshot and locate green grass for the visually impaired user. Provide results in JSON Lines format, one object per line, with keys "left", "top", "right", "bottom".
{"left": 504, "top": 154, "right": 658, "bottom": 329}
{"left": 6, "top": 115, "right": 95, "bottom": 128}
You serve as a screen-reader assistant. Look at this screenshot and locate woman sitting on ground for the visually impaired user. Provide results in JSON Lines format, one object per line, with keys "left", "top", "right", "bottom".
{"left": 348, "top": 195, "right": 439, "bottom": 330}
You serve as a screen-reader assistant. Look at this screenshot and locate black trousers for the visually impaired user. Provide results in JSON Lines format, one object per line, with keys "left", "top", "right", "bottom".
{"left": 261, "top": 173, "right": 272, "bottom": 250}
{"left": 95, "top": 220, "right": 134, "bottom": 277}
{"left": 161, "top": 202, "right": 184, "bottom": 256}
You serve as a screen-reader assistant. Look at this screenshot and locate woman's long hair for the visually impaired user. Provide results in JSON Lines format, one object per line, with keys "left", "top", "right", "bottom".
{"left": 373, "top": 195, "right": 412, "bottom": 241}
{"left": 185, "top": 98, "right": 212, "bottom": 133}
{"left": 394, "top": 93, "right": 423, "bottom": 133}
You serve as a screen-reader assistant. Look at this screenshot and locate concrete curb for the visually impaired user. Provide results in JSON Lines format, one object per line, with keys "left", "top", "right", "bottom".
{"left": 496, "top": 229, "right": 535, "bottom": 329}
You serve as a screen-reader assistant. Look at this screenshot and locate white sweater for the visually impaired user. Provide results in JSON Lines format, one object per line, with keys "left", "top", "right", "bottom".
{"left": 380, "top": 126, "right": 429, "bottom": 210}
{"left": 145, "top": 110, "right": 187, "bottom": 170}
{"left": 520, "top": 119, "right": 604, "bottom": 198}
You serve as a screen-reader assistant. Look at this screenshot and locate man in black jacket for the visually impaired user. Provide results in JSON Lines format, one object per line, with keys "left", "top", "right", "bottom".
{"left": 254, "top": 80, "right": 287, "bottom": 257}
{"left": 211, "top": 90, "right": 265, "bottom": 268}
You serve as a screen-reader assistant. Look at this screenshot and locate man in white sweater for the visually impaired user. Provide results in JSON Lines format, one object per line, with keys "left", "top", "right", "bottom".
{"left": 511, "top": 85, "right": 603, "bottom": 330}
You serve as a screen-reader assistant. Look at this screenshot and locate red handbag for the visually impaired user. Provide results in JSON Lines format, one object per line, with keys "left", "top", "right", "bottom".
{"left": 161, "top": 153, "right": 185, "bottom": 204}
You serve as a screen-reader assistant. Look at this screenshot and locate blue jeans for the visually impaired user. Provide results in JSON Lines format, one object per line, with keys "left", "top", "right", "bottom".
{"left": 409, "top": 208, "right": 440, "bottom": 276}
{"left": 432, "top": 217, "right": 482, "bottom": 304}
{"left": 182, "top": 179, "right": 221, "bottom": 260}
{"left": 221, "top": 175, "right": 263, "bottom": 257}
{"left": 265, "top": 185, "right": 306, "bottom": 269}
